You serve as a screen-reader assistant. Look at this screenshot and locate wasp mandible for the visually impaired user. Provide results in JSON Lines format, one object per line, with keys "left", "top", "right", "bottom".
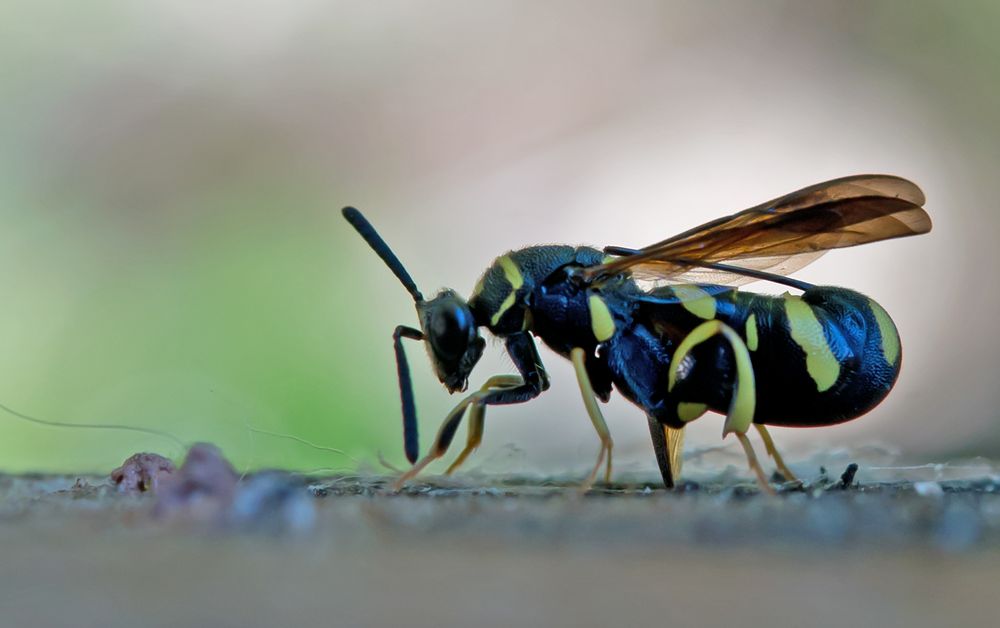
{"left": 342, "top": 175, "right": 931, "bottom": 492}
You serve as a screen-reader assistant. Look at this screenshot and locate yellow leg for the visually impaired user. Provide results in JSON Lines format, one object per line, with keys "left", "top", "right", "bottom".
{"left": 735, "top": 431, "right": 775, "bottom": 495}
{"left": 394, "top": 393, "right": 481, "bottom": 489}
{"left": 668, "top": 320, "right": 756, "bottom": 437}
{"left": 666, "top": 425, "right": 685, "bottom": 481}
{"left": 754, "top": 424, "right": 799, "bottom": 482}
{"left": 394, "top": 375, "right": 521, "bottom": 488}
{"left": 668, "top": 319, "right": 776, "bottom": 494}
{"left": 445, "top": 375, "right": 522, "bottom": 475}
{"left": 570, "top": 347, "right": 614, "bottom": 489}
{"left": 444, "top": 405, "right": 484, "bottom": 475}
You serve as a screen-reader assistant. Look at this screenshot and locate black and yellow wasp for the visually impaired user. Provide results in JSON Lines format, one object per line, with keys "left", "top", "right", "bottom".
{"left": 342, "top": 175, "right": 931, "bottom": 492}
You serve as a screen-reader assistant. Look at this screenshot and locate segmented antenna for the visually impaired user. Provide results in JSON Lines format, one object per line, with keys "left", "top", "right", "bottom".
{"left": 342, "top": 207, "right": 423, "bottom": 302}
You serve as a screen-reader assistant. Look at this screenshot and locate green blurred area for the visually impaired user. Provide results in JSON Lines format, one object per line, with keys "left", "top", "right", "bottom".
{"left": 0, "top": 180, "right": 390, "bottom": 471}
{"left": 0, "top": 2, "right": 394, "bottom": 469}
{"left": 1, "top": 1, "right": 1000, "bottom": 472}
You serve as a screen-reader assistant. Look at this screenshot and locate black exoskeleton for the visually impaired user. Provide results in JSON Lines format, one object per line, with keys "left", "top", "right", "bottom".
{"left": 342, "top": 175, "right": 931, "bottom": 492}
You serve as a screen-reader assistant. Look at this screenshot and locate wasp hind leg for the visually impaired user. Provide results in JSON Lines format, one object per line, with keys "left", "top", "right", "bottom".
{"left": 668, "top": 319, "right": 775, "bottom": 495}
{"left": 570, "top": 347, "right": 614, "bottom": 490}
{"left": 734, "top": 432, "right": 773, "bottom": 493}
{"left": 754, "top": 424, "right": 799, "bottom": 483}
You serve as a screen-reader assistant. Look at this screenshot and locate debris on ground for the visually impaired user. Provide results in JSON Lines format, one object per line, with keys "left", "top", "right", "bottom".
{"left": 228, "top": 471, "right": 316, "bottom": 533}
{"left": 110, "top": 452, "right": 176, "bottom": 494}
{"left": 149, "top": 443, "right": 316, "bottom": 532}
{"left": 914, "top": 481, "right": 944, "bottom": 497}
{"left": 8, "top": 446, "right": 1000, "bottom": 545}
{"left": 839, "top": 463, "right": 859, "bottom": 489}
{"left": 153, "top": 443, "right": 238, "bottom": 520}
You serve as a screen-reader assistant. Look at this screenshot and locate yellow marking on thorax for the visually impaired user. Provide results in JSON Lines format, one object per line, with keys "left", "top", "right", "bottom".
{"left": 672, "top": 285, "right": 717, "bottom": 320}
{"left": 745, "top": 313, "right": 759, "bottom": 351}
{"left": 490, "top": 292, "right": 517, "bottom": 326}
{"left": 677, "top": 402, "right": 707, "bottom": 423}
{"left": 588, "top": 295, "right": 616, "bottom": 342}
{"left": 868, "top": 298, "right": 900, "bottom": 364}
{"left": 499, "top": 255, "right": 524, "bottom": 290}
{"left": 488, "top": 255, "right": 525, "bottom": 327}
{"left": 784, "top": 296, "right": 840, "bottom": 392}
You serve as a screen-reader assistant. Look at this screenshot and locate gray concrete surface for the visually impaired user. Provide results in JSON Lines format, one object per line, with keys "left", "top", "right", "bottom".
{"left": 1, "top": 470, "right": 998, "bottom": 627}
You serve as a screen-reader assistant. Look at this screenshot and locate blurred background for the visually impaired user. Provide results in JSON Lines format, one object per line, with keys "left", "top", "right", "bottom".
{"left": 0, "top": 0, "right": 998, "bottom": 474}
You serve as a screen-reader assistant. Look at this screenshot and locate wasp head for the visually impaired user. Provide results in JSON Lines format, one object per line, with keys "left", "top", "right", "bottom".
{"left": 418, "top": 289, "right": 484, "bottom": 392}
{"left": 342, "top": 206, "right": 486, "bottom": 394}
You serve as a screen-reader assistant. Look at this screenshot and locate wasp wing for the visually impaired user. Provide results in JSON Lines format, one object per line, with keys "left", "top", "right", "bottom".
{"left": 586, "top": 174, "right": 931, "bottom": 287}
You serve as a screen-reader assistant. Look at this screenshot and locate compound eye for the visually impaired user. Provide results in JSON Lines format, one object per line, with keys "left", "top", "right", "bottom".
{"left": 430, "top": 303, "right": 472, "bottom": 359}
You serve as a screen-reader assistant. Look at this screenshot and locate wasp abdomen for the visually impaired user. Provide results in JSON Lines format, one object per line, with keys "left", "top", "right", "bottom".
{"left": 731, "top": 287, "right": 902, "bottom": 426}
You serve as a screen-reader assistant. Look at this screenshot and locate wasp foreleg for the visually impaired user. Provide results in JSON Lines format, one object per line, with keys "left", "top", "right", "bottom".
{"left": 393, "top": 332, "right": 548, "bottom": 489}
{"left": 393, "top": 385, "right": 493, "bottom": 489}
{"left": 392, "top": 325, "right": 425, "bottom": 464}
{"left": 444, "top": 375, "right": 523, "bottom": 475}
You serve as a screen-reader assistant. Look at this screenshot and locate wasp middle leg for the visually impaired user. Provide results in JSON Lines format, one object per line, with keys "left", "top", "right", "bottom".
{"left": 570, "top": 347, "right": 614, "bottom": 490}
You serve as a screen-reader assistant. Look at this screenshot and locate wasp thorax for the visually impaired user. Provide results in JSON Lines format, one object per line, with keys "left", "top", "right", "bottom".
{"left": 419, "top": 290, "right": 485, "bottom": 392}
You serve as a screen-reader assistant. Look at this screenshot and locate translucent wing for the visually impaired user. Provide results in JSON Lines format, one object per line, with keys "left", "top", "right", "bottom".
{"left": 586, "top": 175, "right": 931, "bottom": 286}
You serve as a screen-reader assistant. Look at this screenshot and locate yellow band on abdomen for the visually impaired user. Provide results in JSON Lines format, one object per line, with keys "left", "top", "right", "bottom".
{"left": 784, "top": 296, "right": 840, "bottom": 393}
{"left": 867, "top": 298, "right": 900, "bottom": 365}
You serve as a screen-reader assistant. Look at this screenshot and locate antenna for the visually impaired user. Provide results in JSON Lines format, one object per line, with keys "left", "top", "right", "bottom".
{"left": 342, "top": 207, "right": 423, "bottom": 302}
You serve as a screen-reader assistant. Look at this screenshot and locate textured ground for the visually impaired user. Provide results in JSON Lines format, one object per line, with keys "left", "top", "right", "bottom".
{"left": 1, "top": 463, "right": 999, "bottom": 628}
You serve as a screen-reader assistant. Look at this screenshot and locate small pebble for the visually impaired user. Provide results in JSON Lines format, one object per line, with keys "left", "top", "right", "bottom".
{"left": 839, "top": 463, "right": 859, "bottom": 489}
{"left": 153, "top": 443, "right": 238, "bottom": 519}
{"left": 230, "top": 472, "right": 316, "bottom": 534}
{"left": 111, "top": 453, "right": 175, "bottom": 494}
{"left": 914, "top": 481, "right": 944, "bottom": 497}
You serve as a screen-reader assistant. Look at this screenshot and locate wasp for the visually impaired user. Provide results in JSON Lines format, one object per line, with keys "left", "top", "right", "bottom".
{"left": 342, "top": 175, "right": 931, "bottom": 492}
